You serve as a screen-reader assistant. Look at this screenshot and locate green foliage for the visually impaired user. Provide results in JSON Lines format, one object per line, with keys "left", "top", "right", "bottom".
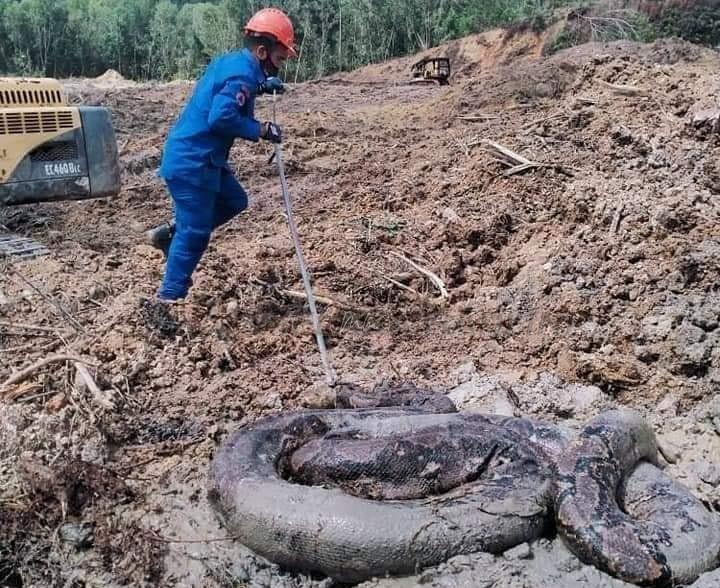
{"left": 547, "top": 7, "right": 660, "bottom": 54}
{"left": 0, "top": 0, "right": 717, "bottom": 81}
{"left": 655, "top": 6, "right": 720, "bottom": 47}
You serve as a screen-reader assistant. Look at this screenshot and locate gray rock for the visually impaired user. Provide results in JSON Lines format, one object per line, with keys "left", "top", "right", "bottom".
{"left": 657, "top": 394, "right": 679, "bottom": 416}
{"left": 504, "top": 542, "right": 532, "bottom": 560}
{"left": 60, "top": 522, "right": 95, "bottom": 549}
{"left": 692, "top": 307, "right": 719, "bottom": 332}
{"left": 448, "top": 375, "right": 517, "bottom": 417}
{"left": 641, "top": 314, "right": 676, "bottom": 342}
{"left": 693, "top": 567, "right": 720, "bottom": 588}
{"left": 699, "top": 463, "right": 720, "bottom": 487}
{"left": 674, "top": 323, "right": 707, "bottom": 346}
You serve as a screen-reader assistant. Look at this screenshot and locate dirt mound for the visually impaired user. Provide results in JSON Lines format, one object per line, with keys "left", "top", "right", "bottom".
{"left": 96, "top": 69, "right": 125, "bottom": 83}
{"left": 89, "top": 68, "right": 137, "bottom": 89}
{"left": 333, "top": 26, "right": 561, "bottom": 84}
{"left": 2, "top": 32, "right": 720, "bottom": 587}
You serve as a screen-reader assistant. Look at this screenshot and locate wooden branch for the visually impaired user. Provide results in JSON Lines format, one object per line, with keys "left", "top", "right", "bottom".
{"left": 279, "top": 288, "right": 350, "bottom": 309}
{"left": 456, "top": 114, "right": 499, "bottom": 122}
{"left": 124, "top": 183, "right": 155, "bottom": 192}
{"left": 388, "top": 251, "right": 449, "bottom": 300}
{"left": 504, "top": 162, "right": 541, "bottom": 176}
{"left": 598, "top": 80, "right": 650, "bottom": 97}
{"left": 4, "top": 382, "right": 43, "bottom": 402}
{"left": 74, "top": 362, "right": 115, "bottom": 411}
{"left": 0, "top": 321, "right": 59, "bottom": 333}
{"left": 364, "top": 265, "right": 436, "bottom": 304}
{"left": 610, "top": 203, "right": 625, "bottom": 235}
{"left": 483, "top": 140, "right": 534, "bottom": 166}
{"left": 1, "top": 354, "right": 86, "bottom": 390}
{"left": 252, "top": 279, "right": 366, "bottom": 312}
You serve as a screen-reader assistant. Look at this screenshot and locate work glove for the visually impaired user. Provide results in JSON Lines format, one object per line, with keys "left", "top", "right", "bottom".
{"left": 259, "top": 77, "right": 285, "bottom": 95}
{"left": 261, "top": 121, "right": 283, "bottom": 144}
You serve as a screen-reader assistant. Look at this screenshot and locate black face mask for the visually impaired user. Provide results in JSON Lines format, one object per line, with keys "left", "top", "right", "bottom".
{"left": 262, "top": 56, "right": 280, "bottom": 77}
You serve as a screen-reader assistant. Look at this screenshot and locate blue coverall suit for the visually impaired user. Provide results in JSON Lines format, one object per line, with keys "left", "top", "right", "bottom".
{"left": 158, "top": 48, "right": 267, "bottom": 300}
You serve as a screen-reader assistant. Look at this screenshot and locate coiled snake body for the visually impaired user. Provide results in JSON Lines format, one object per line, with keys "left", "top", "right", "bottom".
{"left": 209, "top": 393, "right": 720, "bottom": 586}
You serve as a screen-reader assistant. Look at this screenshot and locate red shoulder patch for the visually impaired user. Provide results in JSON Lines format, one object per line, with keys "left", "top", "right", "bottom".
{"left": 235, "top": 87, "right": 249, "bottom": 107}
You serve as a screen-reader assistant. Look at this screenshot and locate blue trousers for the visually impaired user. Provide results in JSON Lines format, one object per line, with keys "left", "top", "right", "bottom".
{"left": 159, "top": 172, "right": 248, "bottom": 300}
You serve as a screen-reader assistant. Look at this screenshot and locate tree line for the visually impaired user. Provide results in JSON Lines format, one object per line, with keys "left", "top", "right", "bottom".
{"left": 0, "top": 0, "right": 718, "bottom": 82}
{"left": 0, "top": 0, "right": 576, "bottom": 81}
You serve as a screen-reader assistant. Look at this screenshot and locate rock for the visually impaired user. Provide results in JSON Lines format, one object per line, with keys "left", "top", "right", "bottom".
{"left": 691, "top": 306, "right": 719, "bottom": 332}
{"left": 657, "top": 434, "right": 683, "bottom": 464}
{"left": 452, "top": 361, "right": 477, "bottom": 385}
{"left": 568, "top": 382, "right": 604, "bottom": 414}
{"left": 634, "top": 345, "right": 660, "bottom": 364}
{"left": 446, "top": 554, "right": 473, "bottom": 572}
{"left": 226, "top": 299, "right": 240, "bottom": 317}
{"left": 441, "top": 207, "right": 461, "bottom": 224}
{"left": 514, "top": 372, "right": 607, "bottom": 419}
{"left": 694, "top": 567, "right": 720, "bottom": 588}
{"left": 682, "top": 342, "right": 712, "bottom": 367}
{"left": 648, "top": 148, "right": 668, "bottom": 168}
{"left": 692, "top": 107, "right": 720, "bottom": 128}
{"left": 699, "top": 463, "right": 720, "bottom": 487}
{"left": 657, "top": 393, "right": 679, "bottom": 416}
{"left": 60, "top": 522, "right": 94, "bottom": 549}
{"left": 641, "top": 314, "right": 676, "bottom": 342}
{"left": 674, "top": 323, "right": 706, "bottom": 346}
{"left": 301, "top": 381, "right": 337, "bottom": 408}
{"left": 46, "top": 393, "right": 68, "bottom": 413}
{"left": 448, "top": 375, "right": 517, "bottom": 417}
{"left": 710, "top": 368, "right": 720, "bottom": 386}
{"left": 87, "top": 285, "right": 107, "bottom": 301}
{"left": 504, "top": 542, "right": 532, "bottom": 560}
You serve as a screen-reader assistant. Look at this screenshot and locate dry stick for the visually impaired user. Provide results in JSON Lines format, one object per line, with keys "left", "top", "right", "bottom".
{"left": 0, "top": 329, "right": 53, "bottom": 339}
{"left": 365, "top": 265, "right": 435, "bottom": 304}
{"left": 144, "top": 529, "right": 239, "bottom": 545}
{"left": 483, "top": 140, "right": 575, "bottom": 177}
{"left": 388, "top": 251, "right": 449, "bottom": 300}
{"left": 124, "top": 183, "right": 155, "bottom": 192}
{"left": 4, "top": 382, "right": 43, "bottom": 402}
{"left": 1, "top": 354, "right": 92, "bottom": 390}
{"left": 456, "top": 114, "right": 499, "bottom": 122}
{"left": 252, "top": 278, "right": 364, "bottom": 312}
{"left": 597, "top": 79, "right": 651, "bottom": 97}
{"left": 74, "top": 362, "right": 115, "bottom": 411}
{"left": 483, "top": 140, "right": 535, "bottom": 166}
{"left": 610, "top": 203, "right": 625, "bottom": 235}
{"left": 1, "top": 342, "right": 41, "bottom": 354}
{"left": 18, "top": 389, "right": 57, "bottom": 403}
{"left": 8, "top": 268, "right": 85, "bottom": 333}
{"left": 0, "top": 321, "right": 60, "bottom": 333}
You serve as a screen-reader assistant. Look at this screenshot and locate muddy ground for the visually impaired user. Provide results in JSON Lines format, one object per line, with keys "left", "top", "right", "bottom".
{"left": 1, "top": 30, "right": 720, "bottom": 587}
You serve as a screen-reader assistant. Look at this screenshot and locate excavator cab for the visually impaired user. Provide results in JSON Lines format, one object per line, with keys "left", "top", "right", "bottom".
{"left": 0, "top": 77, "right": 120, "bottom": 206}
{"left": 0, "top": 77, "right": 121, "bottom": 259}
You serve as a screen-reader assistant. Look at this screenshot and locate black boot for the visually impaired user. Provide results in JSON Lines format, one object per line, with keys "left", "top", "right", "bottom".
{"left": 145, "top": 221, "right": 175, "bottom": 258}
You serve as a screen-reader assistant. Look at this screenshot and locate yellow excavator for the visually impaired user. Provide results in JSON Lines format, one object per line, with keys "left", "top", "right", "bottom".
{"left": 0, "top": 77, "right": 120, "bottom": 257}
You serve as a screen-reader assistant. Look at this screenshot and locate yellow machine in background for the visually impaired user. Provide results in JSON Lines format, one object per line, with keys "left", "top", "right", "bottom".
{"left": 0, "top": 77, "right": 120, "bottom": 206}
{"left": 411, "top": 57, "right": 451, "bottom": 85}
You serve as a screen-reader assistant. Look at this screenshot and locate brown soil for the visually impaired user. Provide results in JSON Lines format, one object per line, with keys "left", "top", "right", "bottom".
{"left": 1, "top": 32, "right": 719, "bottom": 587}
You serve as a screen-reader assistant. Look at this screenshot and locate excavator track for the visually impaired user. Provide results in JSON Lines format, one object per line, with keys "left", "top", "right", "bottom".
{"left": 0, "top": 232, "right": 49, "bottom": 260}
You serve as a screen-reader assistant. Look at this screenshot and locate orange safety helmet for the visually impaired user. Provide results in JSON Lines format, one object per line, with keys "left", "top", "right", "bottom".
{"left": 244, "top": 8, "right": 297, "bottom": 58}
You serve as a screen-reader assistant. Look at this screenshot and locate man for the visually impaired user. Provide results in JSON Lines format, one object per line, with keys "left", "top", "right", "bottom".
{"left": 145, "top": 8, "right": 297, "bottom": 303}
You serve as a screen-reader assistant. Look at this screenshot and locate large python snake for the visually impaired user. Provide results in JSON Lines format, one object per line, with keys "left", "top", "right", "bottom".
{"left": 208, "top": 387, "right": 720, "bottom": 586}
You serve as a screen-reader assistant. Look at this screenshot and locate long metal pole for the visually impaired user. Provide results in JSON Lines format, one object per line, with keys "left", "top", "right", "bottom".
{"left": 271, "top": 92, "right": 337, "bottom": 386}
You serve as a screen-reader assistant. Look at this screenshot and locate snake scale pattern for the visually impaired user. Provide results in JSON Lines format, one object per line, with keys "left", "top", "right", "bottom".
{"left": 209, "top": 388, "right": 720, "bottom": 586}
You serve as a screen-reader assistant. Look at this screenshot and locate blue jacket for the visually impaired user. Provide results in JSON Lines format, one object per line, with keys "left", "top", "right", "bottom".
{"left": 159, "top": 49, "right": 266, "bottom": 192}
